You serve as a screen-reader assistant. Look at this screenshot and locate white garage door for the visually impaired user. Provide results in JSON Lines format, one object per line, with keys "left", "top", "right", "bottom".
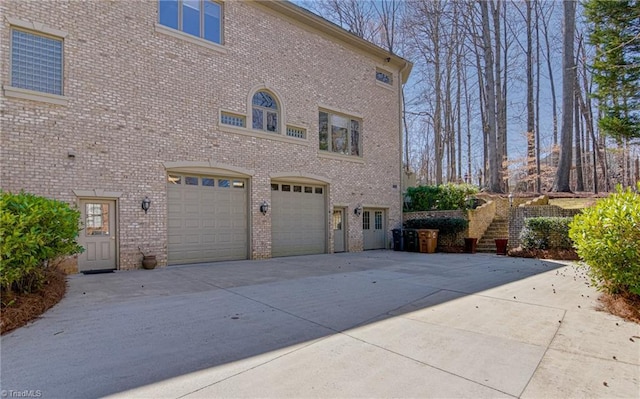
{"left": 271, "top": 182, "right": 326, "bottom": 257}
{"left": 167, "top": 174, "right": 247, "bottom": 265}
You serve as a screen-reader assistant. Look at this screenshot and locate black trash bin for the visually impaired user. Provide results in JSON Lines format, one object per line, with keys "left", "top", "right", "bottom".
{"left": 392, "top": 228, "right": 404, "bottom": 251}
{"left": 403, "top": 229, "right": 419, "bottom": 252}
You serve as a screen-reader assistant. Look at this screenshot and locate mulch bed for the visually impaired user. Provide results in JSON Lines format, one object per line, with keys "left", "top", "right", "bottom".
{"left": 508, "top": 247, "right": 580, "bottom": 261}
{"left": 1, "top": 269, "right": 67, "bottom": 335}
{"left": 598, "top": 292, "right": 640, "bottom": 324}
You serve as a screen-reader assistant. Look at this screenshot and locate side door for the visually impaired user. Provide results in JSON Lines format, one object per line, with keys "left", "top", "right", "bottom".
{"left": 78, "top": 200, "right": 117, "bottom": 271}
{"left": 363, "top": 209, "right": 386, "bottom": 250}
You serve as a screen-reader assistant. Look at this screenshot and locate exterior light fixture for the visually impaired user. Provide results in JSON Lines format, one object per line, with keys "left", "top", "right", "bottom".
{"left": 508, "top": 192, "right": 514, "bottom": 208}
{"left": 354, "top": 205, "right": 363, "bottom": 216}
{"left": 141, "top": 196, "right": 151, "bottom": 214}
{"left": 260, "top": 200, "right": 269, "bottom": 215}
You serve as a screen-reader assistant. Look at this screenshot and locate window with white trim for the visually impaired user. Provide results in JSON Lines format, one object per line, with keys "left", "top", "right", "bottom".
{"left": 159, "top": 0, "right": 222, "bottom": 44}
{"left": 319, "top": 111, "right": 361, "bottom": 156}
{"left": 376, "top": 68, "right": 393, "bottom": 85}
{"left": 252, "top": 91, "right": 279, "bottom": 133}
{"left": 10, "top": 29, "right": 63, "bottom": 95}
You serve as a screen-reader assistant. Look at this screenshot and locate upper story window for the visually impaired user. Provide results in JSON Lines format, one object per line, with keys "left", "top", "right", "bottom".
{"left": 11, "top": 29, "right": 63, "bottom": 95}
{"left": 319, "top": 111, "right": 361, "bottom": 157}
{"left": 252, "top": 91, "right": 278, "bottom": 132}
{"left": 376, "top": 68, "right": 393, "bottom": 85}
{"left": 159, "top": 0, "right": 222, "bottom": 44}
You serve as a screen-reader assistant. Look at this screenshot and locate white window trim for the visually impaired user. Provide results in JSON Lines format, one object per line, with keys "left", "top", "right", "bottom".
{"left": 218, "top": 109, "right": 309, "bottom": 146}
{"left": 318, "top": 108, "right": 363, "bottom": 158}
{"left": 6, "top": 17, "right": 69, "bottom": 104}
{"left": 246, "top": 86, "right": 286, "bottom": 135}
{"left": 154, "top": 23, "right": 227, "bottom": 54}
{"left": 5, "top": 17, "right": 68, "bottom": 38}
{"left": 3, "top": 85, "right": 70, "bottom": 106}
{"left": 375, "top": 80, "right": 396, "bottom": 92}
{"left": 318, "top": 151, "right": 365, "bottom": 164}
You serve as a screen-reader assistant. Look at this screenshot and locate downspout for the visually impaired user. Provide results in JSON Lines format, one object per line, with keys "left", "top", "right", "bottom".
{"left": 398, "top": 60, "right": 411, "bottom": 229}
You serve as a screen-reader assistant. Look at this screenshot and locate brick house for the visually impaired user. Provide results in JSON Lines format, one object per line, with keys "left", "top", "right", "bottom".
{"left": 0, "top": 0, "right": 412, "bottom": 272}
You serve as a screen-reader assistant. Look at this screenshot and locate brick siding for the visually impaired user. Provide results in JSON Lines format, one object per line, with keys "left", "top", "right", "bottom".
{"left": 0, "top": 1, "right": 407, "bottom": 269}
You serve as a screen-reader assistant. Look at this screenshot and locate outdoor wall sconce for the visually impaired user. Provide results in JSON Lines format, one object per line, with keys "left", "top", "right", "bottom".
{"left": 260, "top": 200, "right": 269, "bottom": 215}
{"left": 508, "top": 192, "right": 514, "bottom": 208}
{"left": 141, "top": 196, "right": 151, "bottom": 214}
{"left": 354, "top": 205, "right": 363, "bottom": 216}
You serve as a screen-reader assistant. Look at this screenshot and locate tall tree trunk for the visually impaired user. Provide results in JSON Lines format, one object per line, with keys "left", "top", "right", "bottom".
{"left": 575, "top": 91, "right": 585, "bottom": 191}
{"left": 539, "top": 1, "right": 559, "bottom": 150}
{"left": 480, "top": 0, "right": 501, "bottom": 193}
{"left": 552, "top": 0, "right": 576, "bottom": 192}
{"left": 493, "top": 0, "right": 507, "bottom": 192}
{"left": 526, "top": 0, "right": 536, "bottom": 191}
{"left": 535, "top": 0, "right": 542, "bottom": 193}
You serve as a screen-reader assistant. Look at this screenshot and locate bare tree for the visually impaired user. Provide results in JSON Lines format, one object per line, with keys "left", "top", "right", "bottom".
{"left": 552, "top": 0, "right": 576, "bottom": 192}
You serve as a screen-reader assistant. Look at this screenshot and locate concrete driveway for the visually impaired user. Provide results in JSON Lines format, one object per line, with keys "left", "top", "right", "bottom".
{"left": 1, "top": 251, "right": 638, "bottom": 398}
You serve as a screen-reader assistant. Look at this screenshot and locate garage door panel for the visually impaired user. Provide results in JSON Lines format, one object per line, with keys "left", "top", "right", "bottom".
{"left": 272, "top": 183, "right": 326, "bottom": 257}
{"left": 168, "top": 175, "right": 247, "bottom": 265}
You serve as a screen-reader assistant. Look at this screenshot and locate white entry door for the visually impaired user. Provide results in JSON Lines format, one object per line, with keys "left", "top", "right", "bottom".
{"left": 78, "top": 200, "right": 117, "bottom": 271}
{"left": 363, "top": 208, "right": 386, "bottom": 250}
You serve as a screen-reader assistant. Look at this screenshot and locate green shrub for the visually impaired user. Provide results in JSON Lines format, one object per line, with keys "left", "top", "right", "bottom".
{"left": 569, "top": 184, "right": 640, "bottom": 295}
{"left": 0, "top": 191, "right": 83, "bottom": 294}
{"left": 405, "top": 183, "right": 478, "bottom": 212}
{"left": 520, "top": 217, "right": 574, "bottom": 250}
{"left": 404, "top": 217, "right": 469, "bottom": 234}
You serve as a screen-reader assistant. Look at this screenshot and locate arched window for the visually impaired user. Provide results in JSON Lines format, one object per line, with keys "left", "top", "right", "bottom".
{"left": 252, "top": 91, "right": 278, "bottom": 133}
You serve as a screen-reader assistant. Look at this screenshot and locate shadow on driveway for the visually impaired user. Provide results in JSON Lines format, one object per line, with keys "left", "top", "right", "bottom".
{"left": 1, "top": 251, "right": 567, "bottom": 398}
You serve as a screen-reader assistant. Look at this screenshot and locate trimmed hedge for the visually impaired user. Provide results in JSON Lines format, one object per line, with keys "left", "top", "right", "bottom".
{"left": 569, "top": 185, "right": 640, "bottom": 295}
{"left": 405, "top": 183, "right": 478, "bottom": 211}
{"left": 1, "top": 191, "right": 83, "bottom": 295}
{"left": 519, "top": 217, "right": 574, "bottom": 250}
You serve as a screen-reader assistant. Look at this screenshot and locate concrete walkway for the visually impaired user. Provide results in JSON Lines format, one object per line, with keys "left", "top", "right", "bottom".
{"left": 1, "top": 251, "right": 638, "bottom": 398}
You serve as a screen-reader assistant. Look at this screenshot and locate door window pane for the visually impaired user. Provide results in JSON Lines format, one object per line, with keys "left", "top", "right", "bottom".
{"left": 362, "top": 211, "right": 370, "bottom": 230}
{"left": 85, "top": 203, "right": 109, "bottom": 236}
{"left": 333, "top": 210, "right": 342, "bottom": 230}
{"left": 375, "top": 211, "right": 383, "bottom": 230}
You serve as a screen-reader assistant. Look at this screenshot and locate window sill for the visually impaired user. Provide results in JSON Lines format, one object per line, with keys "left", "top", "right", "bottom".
{"left": 318, "top": 151, "right": 365, "bottom": 164}
{"left": 375, "top": 80, "right": 396, "bottom": 91}
{"left": 218, "top": 124, "right": 310, "bottom": 146}
{"left": 3, "top": 85, "right": 69, "bottom": 106}
{"left": 154, "top": 23, "right": 227, "bottom": 54}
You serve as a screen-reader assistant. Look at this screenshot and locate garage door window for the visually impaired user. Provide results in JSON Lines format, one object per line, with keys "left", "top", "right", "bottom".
{"left": 167, "top": 174, "right": 247, "bottom": 190}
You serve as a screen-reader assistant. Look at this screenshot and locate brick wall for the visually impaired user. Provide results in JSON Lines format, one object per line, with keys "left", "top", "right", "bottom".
{"left": 0, "top": 1, "right": 406, "bottom": 269}
{"left": 467, "top": 200, "right": 496, "bottom": 239}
